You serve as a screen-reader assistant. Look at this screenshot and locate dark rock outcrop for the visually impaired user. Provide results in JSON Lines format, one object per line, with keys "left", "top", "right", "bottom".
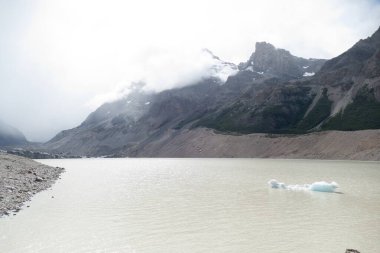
{"left": 238, "top": 41, "right": 326, "bottom": 79}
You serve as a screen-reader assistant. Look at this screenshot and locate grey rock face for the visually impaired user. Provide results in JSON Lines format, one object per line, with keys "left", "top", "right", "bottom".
{"left": 239, "top": 42, "right": 326, "bottom": 79}
{"left": 316, "top": 26, "right": 380, "bottom": 83}
{"left": 310, "top": 26, "right": 380, "bottom": 119}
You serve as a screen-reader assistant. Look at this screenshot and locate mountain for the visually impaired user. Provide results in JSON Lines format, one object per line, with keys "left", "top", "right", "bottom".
{"left": 199, "top": 27, "right": 380, "bottom": 133}
{"left": 0, "top": 120, "right": 28, "bottom": 147}
{"left": 43, "top": 27, "right": 380, "bottom": 158}
{"left": 238, "top": 41, "right": 325, "bottom": 79}
{"left": 45, "top": 53, "right": 239, "bottom": 156}
{"left": 311, "top": 26, "right": 380, "bottom": 130}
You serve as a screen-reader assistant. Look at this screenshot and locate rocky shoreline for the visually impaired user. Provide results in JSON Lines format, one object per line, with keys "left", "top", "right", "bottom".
{"left": 0, "top": 153, "right": 64, "bottom": 217}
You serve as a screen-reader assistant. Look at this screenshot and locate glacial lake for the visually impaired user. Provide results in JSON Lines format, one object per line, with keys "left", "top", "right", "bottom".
{"left": 1, "top": 158, "right": 379, "bottom": 253}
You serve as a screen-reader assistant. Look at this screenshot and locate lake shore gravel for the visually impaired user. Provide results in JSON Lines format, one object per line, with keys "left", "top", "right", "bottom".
{"left": 0, "top": 153, "right": 64, "bottom": 217}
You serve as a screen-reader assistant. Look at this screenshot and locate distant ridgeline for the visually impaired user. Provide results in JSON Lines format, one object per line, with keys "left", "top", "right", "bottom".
{"left": 0, "top": 120, "right": 28, "bottom": 147}
{"left": 43, "top": 27, "right": 380, "bottom": 157}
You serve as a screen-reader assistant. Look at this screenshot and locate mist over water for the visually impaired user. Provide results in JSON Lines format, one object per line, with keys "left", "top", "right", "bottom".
{"left": 0, "top": 158, "right": 379, "bottom": 253}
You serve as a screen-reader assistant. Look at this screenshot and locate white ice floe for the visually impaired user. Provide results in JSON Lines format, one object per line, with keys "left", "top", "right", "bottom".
{"left": 145, "top": 101, "right": 151, "bottom": 105}
{"left": 309, "top": 181, "right": 339, "bottom": 192}
{"left": 303, "top": 66, "right": 309, "bottom": 69}
{"left": 268, "top": 179, "right": 339, "bottom": 193}
{"left": 257, "top": 71, "right": 264, "bottom": 75}
{"left": 303, "top": 72, "right": 315, "bottom": 77}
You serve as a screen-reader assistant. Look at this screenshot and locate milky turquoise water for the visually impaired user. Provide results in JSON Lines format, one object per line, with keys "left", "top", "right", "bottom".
{"left": 0, "top": 158, "right": 379, "bottom": 253}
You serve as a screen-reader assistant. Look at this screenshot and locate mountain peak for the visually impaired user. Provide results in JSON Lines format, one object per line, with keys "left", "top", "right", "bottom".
{"left": 254, "top": 41, "right": 294, "bottom": 57}
{"left": 200, "top": 48, "right": 238, "bottom": 82}
{"left": 202, "top": 48, "right": 221, "bottom": 61}
{"left": 254, "top": 41, "right": 276, "bottom": 53}
{"left": 369, "top": 26, "right": 380, "bottom": 42}
{"left": 317, "top": 25, "right": 380, "bottom": 79}
{"left": 238, "top": 42, "right": 326, "bottom": 79}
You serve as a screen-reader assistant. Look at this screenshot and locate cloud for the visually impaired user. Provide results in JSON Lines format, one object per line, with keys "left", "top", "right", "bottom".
{"left": 0, "top": 0, "right": 379, "bottom": 141}
{"left": 85, "top": 48, "right": 238, "bottom": 109}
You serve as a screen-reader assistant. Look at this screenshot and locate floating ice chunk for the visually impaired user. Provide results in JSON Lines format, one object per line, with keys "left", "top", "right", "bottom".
{"left": 268, "top": 179, "right": 286, "bottom": 189}
{"left": 303, "top": 66, "right": 309, "bottom": 69}
{"left": 310, "top": 181, "right": 339, "bottom": 192}
{"left": 303, "top": 72, "right": 315, "bottom": 77}
{"left": 145, "top": 102, "right": 151, "bottom": 105}
{"left": 257, "top": 71, "right": 264, "bottom": 75}
{"left": 268, "top": 179, "right": 339, "bottom": 193}
{"left": 286, "top": 184, "right": 309, "bottom": 191}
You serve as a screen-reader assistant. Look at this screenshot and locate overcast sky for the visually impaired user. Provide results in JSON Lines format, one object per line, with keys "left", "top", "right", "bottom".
{"left": 0, "top": 0, "right": 379, "bottom": 142}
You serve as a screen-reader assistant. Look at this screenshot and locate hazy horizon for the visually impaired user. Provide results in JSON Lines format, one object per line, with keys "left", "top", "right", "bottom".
{"left": 1, "top": 0, "right": 380, "bottom": 142}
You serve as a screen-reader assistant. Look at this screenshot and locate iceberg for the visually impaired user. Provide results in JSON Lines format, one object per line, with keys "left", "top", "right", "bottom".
{"left": 268, "top": 179, "right": 286, "bottom": 189}
{"left": 268, "top": 179, "right": 339, "bottom": 193}
{"left": 310, "top": 181, "right": 339, "bottom": 192}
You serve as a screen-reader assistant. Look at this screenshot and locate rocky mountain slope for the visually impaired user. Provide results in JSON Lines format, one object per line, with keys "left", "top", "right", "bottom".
{"left": 43, "top": 27, "right": 380, "bottom": 158}
{"left": 0, "top": 120, "right": 27, "bottom": 147}
{"left": 198, "top": 27, "right": 380, "bottom": 134}
{"left": 314, "top": 27, "right": 380, "bottom": 130}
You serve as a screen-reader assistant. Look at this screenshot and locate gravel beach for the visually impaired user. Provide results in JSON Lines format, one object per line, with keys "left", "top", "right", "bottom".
{"left": 0, "top": 153, "right": 64, "bottom": 217}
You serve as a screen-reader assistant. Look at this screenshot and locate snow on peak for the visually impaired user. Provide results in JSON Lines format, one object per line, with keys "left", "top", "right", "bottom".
{"left": 210, "top": 61, "right": 238, "bottom": 82}
{"left": 201, "top": 48, "right": 238, "bottom": 82}
{"left": 303, "top": 72, "right": 315, "bottom": 77}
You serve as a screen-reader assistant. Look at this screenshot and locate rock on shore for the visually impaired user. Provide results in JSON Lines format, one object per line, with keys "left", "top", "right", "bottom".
{"left": 0, "top": 153, "right": 64, "bottom": 217}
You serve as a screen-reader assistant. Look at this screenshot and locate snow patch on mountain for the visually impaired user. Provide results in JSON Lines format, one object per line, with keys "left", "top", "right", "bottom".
{"left": 303, "top": 72, "right": 315, "bottom": 77}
